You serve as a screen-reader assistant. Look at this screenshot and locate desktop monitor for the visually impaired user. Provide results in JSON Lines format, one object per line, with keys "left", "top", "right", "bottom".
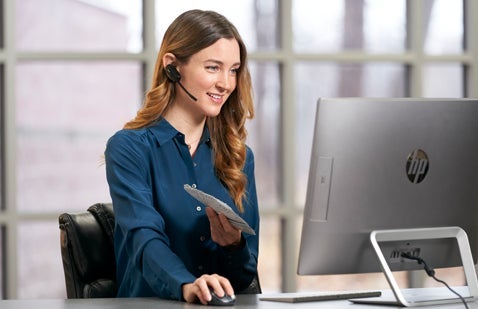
{"left": 297, "top": 97, "right": 478, "bottom": 277}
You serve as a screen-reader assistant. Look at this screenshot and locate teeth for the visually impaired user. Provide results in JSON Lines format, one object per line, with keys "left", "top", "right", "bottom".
{"left": 209, "top": 94, "right": 221, "bottom": 99}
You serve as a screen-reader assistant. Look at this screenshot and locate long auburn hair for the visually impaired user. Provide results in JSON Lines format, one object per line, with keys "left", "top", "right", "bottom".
{"left": 124, "top": 10, "right": 254, "bottom": 212}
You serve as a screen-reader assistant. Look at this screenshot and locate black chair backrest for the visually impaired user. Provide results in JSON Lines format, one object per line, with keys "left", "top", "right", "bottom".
{"left": 59, "top": 203, "right": 117, "bottom": 298}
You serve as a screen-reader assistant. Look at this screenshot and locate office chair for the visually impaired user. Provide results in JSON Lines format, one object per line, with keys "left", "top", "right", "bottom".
{"left": 59, "top": 202, "right": 261, "bottom": 298}
{"left": 239, "top": 275, "right": 262, "bottom": 294}
{"left": 59, "top": 202, "right": 117, "bottom": 298}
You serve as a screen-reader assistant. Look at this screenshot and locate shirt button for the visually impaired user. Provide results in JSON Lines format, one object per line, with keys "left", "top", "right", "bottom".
{"left": 196, "top": 206, "right": 202, "bottom": 212}
{"left": 191, "top": 184, "right": 197, "bottom": 189}
{"left": 194, "top": 163, "right": 198, "bottom": 167}
{"left": 198, "top": 265, "right": 204, "bottom": 271}
{"left": 199, "top": 236, "right": 206, "bottom": 242}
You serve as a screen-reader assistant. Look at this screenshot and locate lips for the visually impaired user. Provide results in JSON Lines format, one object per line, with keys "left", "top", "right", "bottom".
{"left": 208, "top": 93, "right": 223, "bottom": 103}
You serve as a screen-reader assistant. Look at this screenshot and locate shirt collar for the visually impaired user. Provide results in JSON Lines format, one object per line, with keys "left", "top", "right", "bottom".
{"left": 147, "top": 118, "right": 211, "bottom": 147}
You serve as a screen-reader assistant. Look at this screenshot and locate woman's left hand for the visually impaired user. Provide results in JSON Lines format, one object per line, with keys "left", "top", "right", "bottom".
{"left": 206, "top": 207, "right": 242, "bottom": 247}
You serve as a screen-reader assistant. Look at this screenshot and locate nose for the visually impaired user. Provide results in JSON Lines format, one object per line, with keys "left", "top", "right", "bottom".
{"left": 216, "top": 72, "right": 233, "bottom": 92}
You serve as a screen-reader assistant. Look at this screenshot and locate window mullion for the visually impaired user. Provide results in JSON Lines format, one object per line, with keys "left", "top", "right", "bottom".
{"left": 3, "top": 0, "right": 18, "bottom": 300}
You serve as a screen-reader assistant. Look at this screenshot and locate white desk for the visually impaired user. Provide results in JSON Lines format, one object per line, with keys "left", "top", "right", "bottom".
{"left": 0, "top": 295, "right": 476, "bottom": 309}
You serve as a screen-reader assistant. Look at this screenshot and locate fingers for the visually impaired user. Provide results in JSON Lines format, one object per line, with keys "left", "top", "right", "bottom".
{"left": 205, "top": 207, "right": 224, "bottom": 233}
{"left": 181, "top": 283, "right": 199, "bottom": 304}
{"left": 206, "top": 207, "right": 242, "bottom": 246}
{"left": 205, "top": 206, "right": 221, "bottom": 226}
{"left": 208, "top": 275, "right": 234, "bottom": 298}
{"left": 181, "top": 278, "right": 210, "bottom": 305}
{"left": 206, "top": 207, "right": 233, "bottom": 232}
{"left": 217, "top": 212, "right": 235, "bottom": 231}
{"left": 219, "top": 276, "right": 235, "bottom": 298}
{"left": 183, "top": 274, "right": 235, "bottom": 304}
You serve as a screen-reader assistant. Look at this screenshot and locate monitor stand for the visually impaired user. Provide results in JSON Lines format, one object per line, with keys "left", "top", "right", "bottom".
{"left": 351, "top": 227, "right": 478, "bottom": 307}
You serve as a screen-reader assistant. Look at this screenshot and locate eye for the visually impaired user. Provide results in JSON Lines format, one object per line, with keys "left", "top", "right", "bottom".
{"left": 230, "top": 67, "right": 240, "bottom": 75}
{"left": 206, "top": 65, "right": 220, "bottom": 72}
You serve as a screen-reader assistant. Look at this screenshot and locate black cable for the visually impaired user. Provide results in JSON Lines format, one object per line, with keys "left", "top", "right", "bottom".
{"left": 400, "top": 252, "right": 469, "bottom": 309}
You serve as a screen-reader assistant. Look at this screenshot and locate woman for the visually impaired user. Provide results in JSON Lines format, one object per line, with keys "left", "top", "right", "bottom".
{"left": 104, "top": 10, "right": 259, "bottom": 305}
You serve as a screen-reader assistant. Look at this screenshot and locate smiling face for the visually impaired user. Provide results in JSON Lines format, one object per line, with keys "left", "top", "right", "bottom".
{"left": 171, "top": 38, "right": 241, "bottom": 121}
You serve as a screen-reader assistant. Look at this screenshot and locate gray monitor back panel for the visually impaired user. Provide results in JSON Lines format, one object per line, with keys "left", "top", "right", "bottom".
{"left": 298, "top": 97, "right": 478, "bottom": 275}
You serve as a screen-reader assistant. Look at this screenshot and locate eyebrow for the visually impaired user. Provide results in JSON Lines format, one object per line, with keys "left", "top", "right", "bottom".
{"left": 205, "top": 59, "right": 241, "bottom": 67}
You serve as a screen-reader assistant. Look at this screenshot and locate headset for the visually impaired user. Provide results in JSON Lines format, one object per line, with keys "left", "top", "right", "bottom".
{"left": 165, "top": 64, "right": 197, "bottom": 101}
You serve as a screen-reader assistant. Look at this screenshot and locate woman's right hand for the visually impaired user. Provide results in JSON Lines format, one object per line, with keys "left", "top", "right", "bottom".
{"left": 182, "top": 274, "right": 235, "bottom": 304}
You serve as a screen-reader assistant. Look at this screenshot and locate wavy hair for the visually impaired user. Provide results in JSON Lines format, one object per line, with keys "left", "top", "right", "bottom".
{"left": 124, "top": 10, "right": 254, "bottom": 212}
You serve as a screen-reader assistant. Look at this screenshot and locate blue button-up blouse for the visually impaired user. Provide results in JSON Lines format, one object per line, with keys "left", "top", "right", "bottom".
{"left": 104, "top": 118, "right": 259, "bottom": 300}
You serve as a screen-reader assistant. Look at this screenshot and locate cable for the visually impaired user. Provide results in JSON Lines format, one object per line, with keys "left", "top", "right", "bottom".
{"left": 400, "top": 252, "right": 469, "bottom": 309}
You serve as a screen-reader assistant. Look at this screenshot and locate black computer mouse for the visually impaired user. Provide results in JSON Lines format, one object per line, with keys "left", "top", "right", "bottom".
{"left": 207, "top": 289, "right": 235, "bottom": 306}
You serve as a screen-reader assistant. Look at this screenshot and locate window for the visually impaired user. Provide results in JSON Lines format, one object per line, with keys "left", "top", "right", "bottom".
{"left": 15, "top": 61, "right": 141, "bottom": 213}
{"left": 16, "top": 0, "right": 142, "bottom": 52}
{"left": 293, "top": 0, "right": 407, "bottom": 53}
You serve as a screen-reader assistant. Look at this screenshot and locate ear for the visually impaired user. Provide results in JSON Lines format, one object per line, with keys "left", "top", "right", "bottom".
{"left": 162, "top": 53, "right": 176, "bottom": 68}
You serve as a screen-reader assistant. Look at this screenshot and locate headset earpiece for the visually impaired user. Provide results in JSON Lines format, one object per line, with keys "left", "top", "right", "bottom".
{"left": 165, "top": 64, "right": 181, "bottom": 83}
{"left": 164, "top": 64, "right": 198, "bottom": 101}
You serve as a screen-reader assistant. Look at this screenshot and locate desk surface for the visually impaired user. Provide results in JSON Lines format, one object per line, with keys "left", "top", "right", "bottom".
{"left": 0, "top": 295, "right": 476, "bottom": 309}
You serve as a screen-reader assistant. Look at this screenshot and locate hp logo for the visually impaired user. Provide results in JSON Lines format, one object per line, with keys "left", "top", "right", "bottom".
{"left": 406, "top": 149, "right": 429, "bottom": 184}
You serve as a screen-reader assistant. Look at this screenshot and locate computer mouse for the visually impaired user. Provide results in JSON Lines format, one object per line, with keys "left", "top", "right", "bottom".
{"left": 207, "top": 289, "right": 235, "bottom": 306}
